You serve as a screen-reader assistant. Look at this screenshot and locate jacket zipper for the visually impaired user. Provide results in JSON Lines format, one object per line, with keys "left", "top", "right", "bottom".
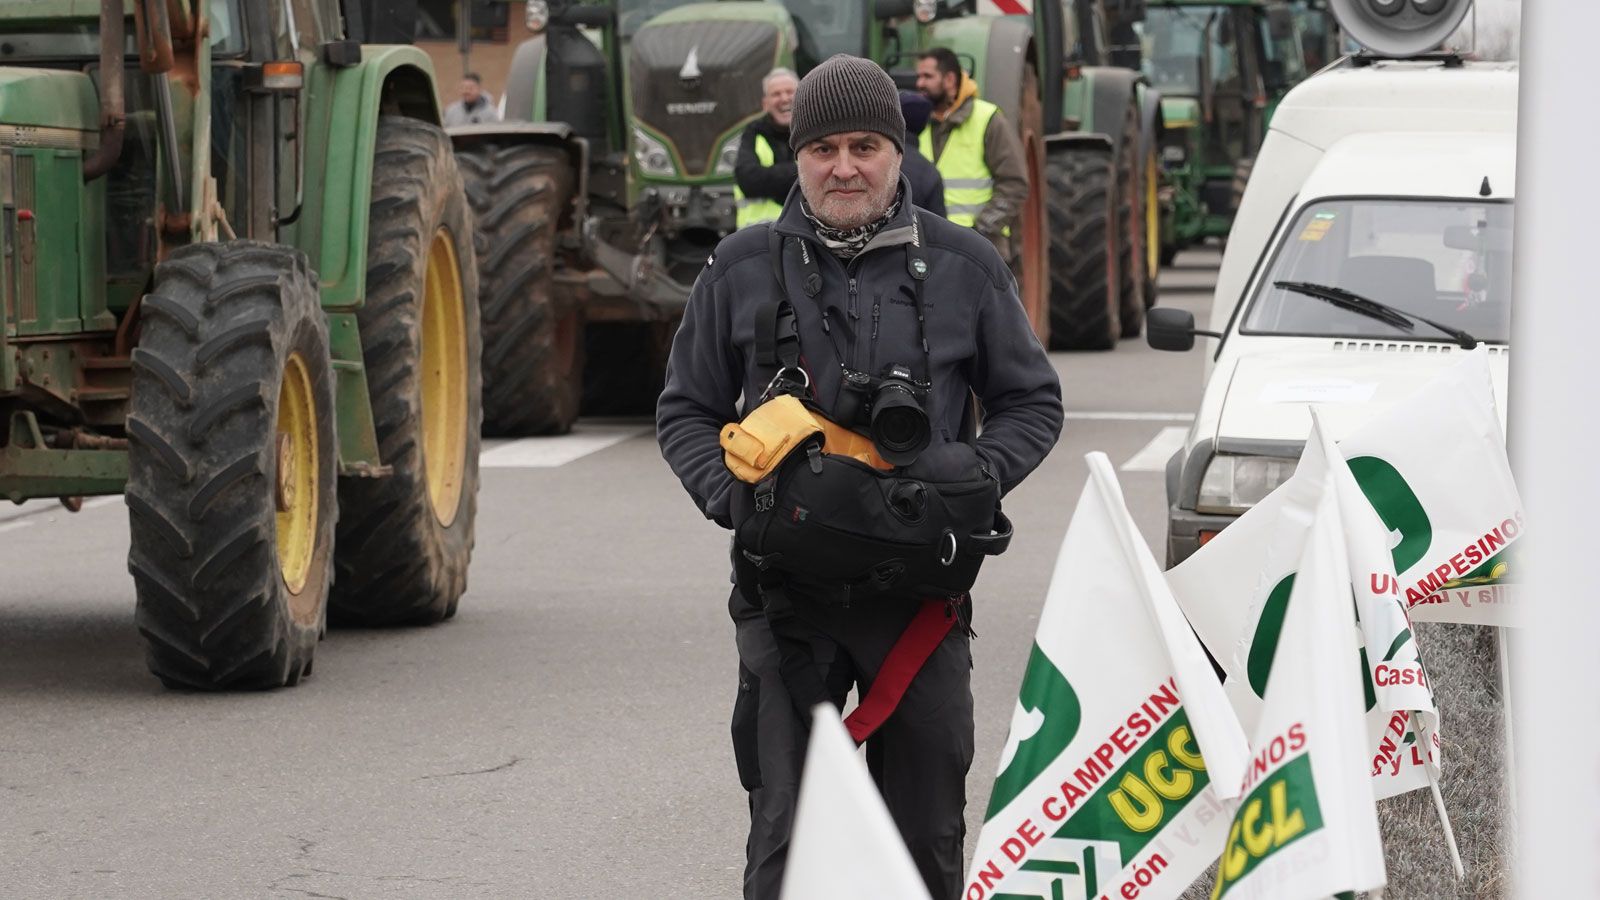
{"left": 848, "top": 275, "right": 861, "bottom": 370}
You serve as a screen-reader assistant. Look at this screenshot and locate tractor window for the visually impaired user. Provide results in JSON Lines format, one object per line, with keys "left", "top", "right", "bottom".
{"left": 210, "top": 0, "right": 247, "bottom": 56}
{"left": 1140, "top": 5, "right": 1226, "bottom": 97}
{"left": 0, "top": 24, "right": 136, "bottom": 62}
{"left": 104, "top": 70, "right": 161, "bottom": 291}
{"left": 1242, "top": 198, "right": 1515, "bottom": 344}
{"left": 779, "top": 0, "right": 870, "bottom": 61}
{"left": 618, "top": 0, "right": 699, "bottom": 37}
{"left": 1259, "top": 7, "right": 1305, "bottom": 91}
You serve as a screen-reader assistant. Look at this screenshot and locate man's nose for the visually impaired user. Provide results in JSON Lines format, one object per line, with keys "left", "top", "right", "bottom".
{"left": 832, "top": 154, "right": 859, "bottom": 179}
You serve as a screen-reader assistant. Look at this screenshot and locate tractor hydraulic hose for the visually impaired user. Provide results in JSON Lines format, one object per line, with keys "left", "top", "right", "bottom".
{"left": 83, "top": 0, "right": 127, "bottom": 182}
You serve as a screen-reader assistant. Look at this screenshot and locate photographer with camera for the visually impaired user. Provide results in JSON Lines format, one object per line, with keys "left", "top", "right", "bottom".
{"left": 656, "top": 54, "right": 1062, "bottom": 900}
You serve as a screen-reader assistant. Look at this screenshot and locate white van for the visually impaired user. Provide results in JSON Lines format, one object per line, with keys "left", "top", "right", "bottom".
{"left": 1147, "top": 58, "right": 1516, "bottom": 566}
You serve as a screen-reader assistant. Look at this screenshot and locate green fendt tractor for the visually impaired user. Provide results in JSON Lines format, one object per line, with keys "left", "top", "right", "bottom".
{"left": 1137, "top": 0, "right": 1308, "bottom": 262}
{"left": 0, "top": 0, "right": 482, "bottom": 688}
{"left": 446, "top": 0, "right": 800, "bottom": 430}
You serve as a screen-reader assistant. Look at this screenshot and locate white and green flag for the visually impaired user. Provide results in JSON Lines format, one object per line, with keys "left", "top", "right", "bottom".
{"left": 1209, "top": 480, "right": 1386, "bottom": 900}
{"left": 1169, "top": 420, "right": 1441, "bottom": 799}
{"left": 1336, "top": 348, "right": 1522, "bottom": 627}
{"left": 781, "top": 705, "right": 931, "bottom": 900}
{"left": 1172, "top": 349, "right": 1520, "bottom": 660}
{"left": 965, "top": 453, "right": 1248, "bottom": 900}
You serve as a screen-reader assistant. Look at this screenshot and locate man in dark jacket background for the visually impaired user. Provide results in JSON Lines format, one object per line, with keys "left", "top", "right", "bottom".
{"left": 657, "top": 54, "right": 1062, "bottom": 900}
{"left": 899, "top": 89, "right": 948, "bottom": 219}
{"left": 733, "top": 68, "right": 799, "bottom": 227}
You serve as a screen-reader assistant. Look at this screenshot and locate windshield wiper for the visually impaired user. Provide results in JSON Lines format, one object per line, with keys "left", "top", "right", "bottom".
{"left": 1273, "top": 280, "right": 1479, "bottom": 349}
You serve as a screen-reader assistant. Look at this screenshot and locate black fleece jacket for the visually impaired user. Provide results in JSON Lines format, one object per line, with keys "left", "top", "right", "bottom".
{"left": 733, "top": 116, "right": 797, "bottom": 204}
{"left": 657, "top": 175, "right": 1062, "bottom": 528}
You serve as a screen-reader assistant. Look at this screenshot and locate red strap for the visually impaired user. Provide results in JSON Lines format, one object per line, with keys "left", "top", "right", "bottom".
{"left": 843, "top": 599, "right": 956, "bottom": 744}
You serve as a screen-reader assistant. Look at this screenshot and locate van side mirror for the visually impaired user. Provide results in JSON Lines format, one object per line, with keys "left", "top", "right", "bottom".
{"left": 1147, "top": 307, "right": 1221, "bottom": 351}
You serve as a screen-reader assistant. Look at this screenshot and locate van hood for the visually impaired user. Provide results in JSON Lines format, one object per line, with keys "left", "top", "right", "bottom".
{"left": 1212, "top": 343, "right": 1510, "bottom": 446}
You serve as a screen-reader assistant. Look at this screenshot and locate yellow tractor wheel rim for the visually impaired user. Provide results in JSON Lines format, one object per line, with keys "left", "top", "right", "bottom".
{"left": 421, "top": 227, "right": 469, "bottom": 527}
{"left": 275, "top": 352, "right": 320, "bottom": 607}
{"left": 1146, "top": 151, "right": 1160, "bottom": 277}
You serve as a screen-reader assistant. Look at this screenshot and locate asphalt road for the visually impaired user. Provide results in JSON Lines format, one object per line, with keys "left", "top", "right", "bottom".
{"left": 0, "top": 251, "right": 1223, "bottom": 899}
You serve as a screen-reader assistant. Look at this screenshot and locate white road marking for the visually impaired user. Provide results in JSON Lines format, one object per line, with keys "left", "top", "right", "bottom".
{"left": 480, "top": 424, "right": 651, "bottom": 469}
{"left": 1064, "top": 411, "right": 1195, "bottom": 422}
{"left": 1122, "top": 426, "right": 1191, "bottom": 473}
{"left": 0, "top": 496, "right": 121, "bottom": 534}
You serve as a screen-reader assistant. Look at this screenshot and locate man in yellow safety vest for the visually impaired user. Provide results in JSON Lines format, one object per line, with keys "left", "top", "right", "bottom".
{"left": 733, "top": 68, "right": 799, "bottom": 228}
{"left": 915, "top": 48, "right": 1029, "bottom": 259}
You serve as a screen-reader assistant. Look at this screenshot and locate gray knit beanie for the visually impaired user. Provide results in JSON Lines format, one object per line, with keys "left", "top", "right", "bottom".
{"left": 789, "top": 54, "right": 906, "bottom": 153}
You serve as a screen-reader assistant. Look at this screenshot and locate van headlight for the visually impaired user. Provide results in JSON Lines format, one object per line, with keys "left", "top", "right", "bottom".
{"left": 1195, "top": 455, "right": 1298, "bottom": 514}
{"left": 633, "top": 127, "right": 677, "bottom": 176}
{"left": 713, "top": 134, "right": 741, "bottom": 175}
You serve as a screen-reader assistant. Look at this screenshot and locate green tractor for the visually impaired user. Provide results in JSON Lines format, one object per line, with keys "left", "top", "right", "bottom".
{"left": 444, "top": 0, "right": 802, "bottom": 430}
{"left": 1137, "top": 0, "right": 1308, "bottom": 262}
{"left": 0, "top": 0, "right": 483, "bottom": 688}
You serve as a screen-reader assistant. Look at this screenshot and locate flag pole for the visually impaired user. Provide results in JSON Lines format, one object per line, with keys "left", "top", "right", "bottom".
{"left": 1498, "top": 624, "right": 1519, "bottom": 863}
{"left": 1429, "top": 777, "right": 1466, "bottom": 879}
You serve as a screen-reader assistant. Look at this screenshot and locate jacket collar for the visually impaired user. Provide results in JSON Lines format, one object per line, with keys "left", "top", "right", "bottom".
{"left": 772, "top": 174, "right": 919, "bottom": 257}
{"left": 933, "top": 75, "right": 980, "bottom": 126}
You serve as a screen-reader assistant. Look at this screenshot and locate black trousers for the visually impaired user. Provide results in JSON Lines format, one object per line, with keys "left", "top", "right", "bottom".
{"left": 729, "top": 586, "right": 975, "bottom": 900}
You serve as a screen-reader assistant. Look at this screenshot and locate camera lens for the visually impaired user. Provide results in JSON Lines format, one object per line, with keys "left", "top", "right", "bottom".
{"left": 870, "top": 385, "right": 931, "bottom": 466}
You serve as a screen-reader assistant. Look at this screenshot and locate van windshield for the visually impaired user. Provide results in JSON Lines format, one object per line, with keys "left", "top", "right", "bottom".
{"left": 1242, "top": 198, "right": 1514, "bottom": 344}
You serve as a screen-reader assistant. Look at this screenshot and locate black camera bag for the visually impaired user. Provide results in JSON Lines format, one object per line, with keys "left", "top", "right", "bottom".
{"left": 736, "top": 440, "right": 1011, "bottom": 600}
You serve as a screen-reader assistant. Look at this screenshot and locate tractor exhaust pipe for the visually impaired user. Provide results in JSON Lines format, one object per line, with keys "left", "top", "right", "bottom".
{"left": 83, "top": 0, "right": 126, "bottom": 182}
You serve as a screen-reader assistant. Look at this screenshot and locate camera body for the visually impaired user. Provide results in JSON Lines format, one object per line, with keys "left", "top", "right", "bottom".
{"left": 836, "top": 364, "right": 933, "bottom": 466}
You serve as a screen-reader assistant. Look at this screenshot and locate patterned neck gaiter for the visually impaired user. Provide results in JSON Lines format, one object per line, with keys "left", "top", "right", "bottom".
{"left": 802, "top": 188, "right": 904, "bottom": 261}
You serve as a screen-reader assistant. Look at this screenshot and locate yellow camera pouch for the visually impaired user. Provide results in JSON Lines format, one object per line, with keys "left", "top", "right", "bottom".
{"left": 721, "top": 395, "right": 824, "bottom": 483}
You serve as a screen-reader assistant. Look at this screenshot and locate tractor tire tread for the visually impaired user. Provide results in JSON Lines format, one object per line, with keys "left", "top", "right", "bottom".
{"left": 128, "top": 240, "right": 335, "bottom": 691}
{"left": 456, "top": 141, "right": 582, "bottom": 436}
{"left": 1045, "top": 149, "right": 1120, "bottom": 351}
{"left": 330, "top": 116, "right": 482, "bottom": 627}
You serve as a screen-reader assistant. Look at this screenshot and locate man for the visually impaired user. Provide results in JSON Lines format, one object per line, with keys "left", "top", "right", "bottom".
{"left": 915, "top": 48, "right": 1029, "bottom": 258}
{"left": 657, "top": 55, "right": 1062, "bottom": 900}
{"left": 898, "top": 90, "right": 947, "bottom": 219}
{"left": 442, "top": 73, "right": 500, "bottom": 126}
{"left": 733, "top": 68, "right": 799, "bottom": 227}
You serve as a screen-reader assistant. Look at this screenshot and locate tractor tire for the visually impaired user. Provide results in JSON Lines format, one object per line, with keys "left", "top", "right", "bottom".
{"left": 582, "top": 321, "right": 677, "bottom": 416}
{"left": 1045, "top": 146, "right": 1121, "bottom": 351}
{"left": 1114, "top": 102, "right": 1146, "bottom": 338}
{"left": 1142, "top": 142, "right": 1162, "bottom": 309}
{"left": 127, "top": 241, "right": 336, "bottom": 690}
{"left": 1014, "top": 62, "right": 1052, "bottom": 344}
{"left": 457, "top": 143, "right": 582, "bottom": 436}
{"left": 331, "top": 116, "right": 482, "bottom": 626}
{"left": 1230, "top": 156, "right": 1255, "bottom": 215}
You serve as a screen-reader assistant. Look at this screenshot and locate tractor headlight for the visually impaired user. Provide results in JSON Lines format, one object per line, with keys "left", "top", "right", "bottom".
{"left": 525, "top": 0, "right": 550, "bottom": 33}
{"left": 1195, "top": 455, "right": 1298, "bottom": 514}
{"left": 913, "top": 0, "right": 938, "bottom": 23}
{"left": 633, "top": 127, "right": 677, "bottom": 177}
{"left": 713, "top": 134, "right": 741, "bottom": 175}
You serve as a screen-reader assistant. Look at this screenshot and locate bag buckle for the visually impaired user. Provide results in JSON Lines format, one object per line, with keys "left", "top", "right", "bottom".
{"left": 755, "top": 475, "right": 777, "bottom": 512}
{"left": 762, "top": 366, "right": 810, "bottom": 402}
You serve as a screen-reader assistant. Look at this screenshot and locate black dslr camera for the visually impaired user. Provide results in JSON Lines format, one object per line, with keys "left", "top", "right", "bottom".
{"left": 836, "top": 364, "right": 932, "bottom": 466}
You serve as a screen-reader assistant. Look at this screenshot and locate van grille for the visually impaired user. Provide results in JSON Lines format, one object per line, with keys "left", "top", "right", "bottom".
{"left": 1329, "top": 340, "right": 1507, "bottom": 357}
